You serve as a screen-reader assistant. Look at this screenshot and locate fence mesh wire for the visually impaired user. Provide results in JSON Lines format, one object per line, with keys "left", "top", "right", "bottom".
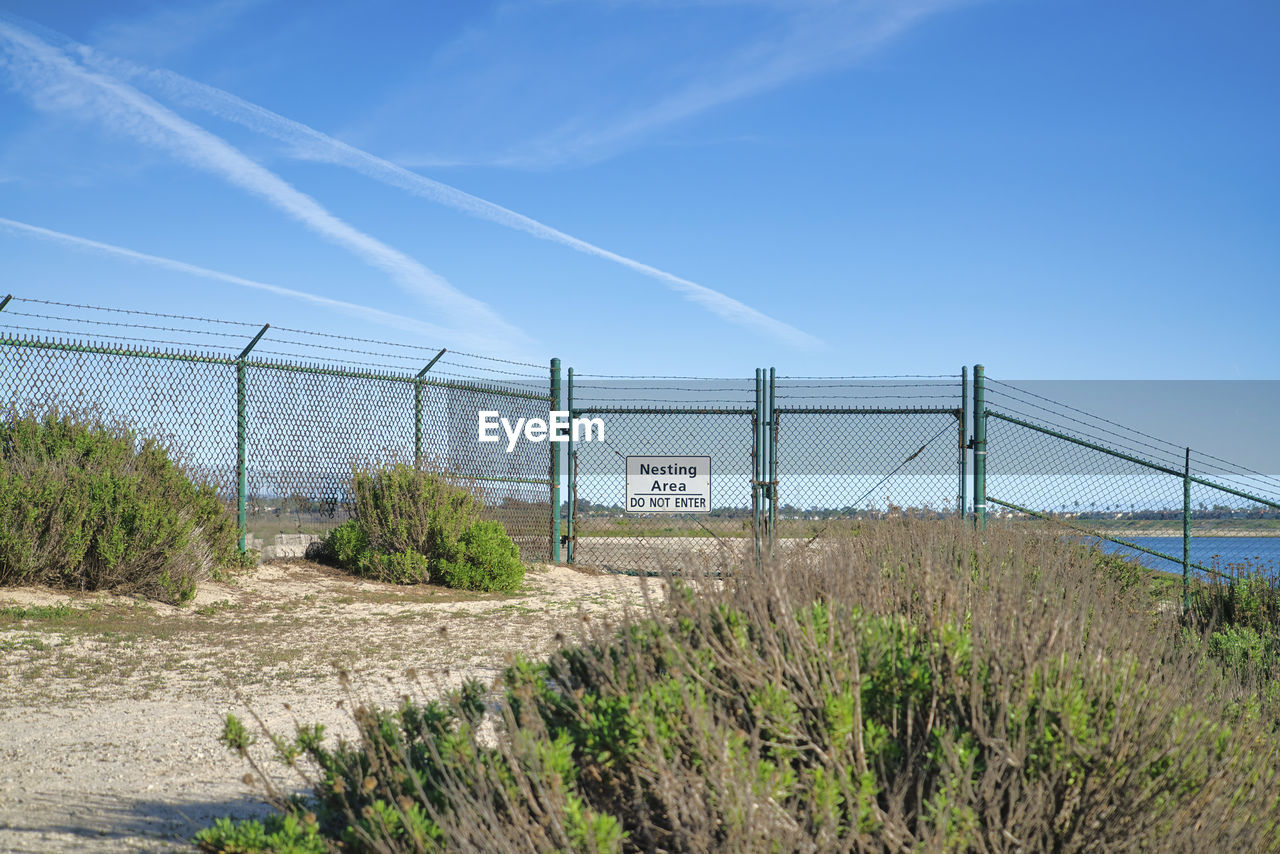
{"left": 984, "top": 378, "right": 1280, "bottom": 579}
{"left": 775, "top": 409, "right": 963, "bottom": 526}
{"left": 2, "top": 342, "right": 238, "bottom": 493}
{"left": 567, "top": 375, "right": 967, "bottom": 572}
{"left": 569, "top": 408, "right": 755, "bottom": 573}
{"left": 422, "top": 383, "right": 553, "bottom": 558}
{"left": 6, "top": 300, "right": 1276, "bottom": 583}
{"left": 0, "top": 297, "right": 552, "bottom": 562}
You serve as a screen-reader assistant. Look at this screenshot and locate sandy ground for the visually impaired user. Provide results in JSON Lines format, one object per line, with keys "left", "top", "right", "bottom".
{"left": 0, "top": 561, "right": 659, "bottom": 853}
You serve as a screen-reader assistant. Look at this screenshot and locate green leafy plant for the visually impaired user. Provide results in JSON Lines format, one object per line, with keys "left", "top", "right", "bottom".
{"left": 1189, "top": 573, "right": 1280, "bottom": 687}
{"left": 352, "top": 464, "right": 481, "bottom": 561}
{"left": 323, "top": 519, "right": 369, "bottom": 569}
{"left": 0, "top": 412, "right": 244, "bottom": 604}
{"left": 436, "top": 519, "right": 524, "bottom": 592}
{"left": 358, "top": 548, "right": 432, "bottom": 584}
{"left": 193, "top": 813, "right": 326, "bottom": 854}
{"left": 319, "top": 463, "right": 524, "bottom": 592}
{"left": 209, "top": 520, "right": 1280, "bottom": 852}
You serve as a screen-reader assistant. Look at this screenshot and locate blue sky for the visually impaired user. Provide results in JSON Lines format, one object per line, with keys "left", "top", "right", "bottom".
{"left": 0, "top": 0, "right": 1276, "bottom": 380}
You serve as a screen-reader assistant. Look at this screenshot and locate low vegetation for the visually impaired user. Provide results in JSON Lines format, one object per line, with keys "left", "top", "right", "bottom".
{"left": 201, "top": 519, "right": 1280, "bottom": 852}
{"left": 1190, "top": 573, "right": 1280, "bottom": 696}
{"left": 0, "top": 412, "right": 246, "bottom": 604}
{"left": 316, "top": 463, "right": 525, "bottom": 593}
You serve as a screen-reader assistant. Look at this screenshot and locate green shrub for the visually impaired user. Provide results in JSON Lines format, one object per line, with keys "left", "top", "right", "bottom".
{"left": 1207, "top": 623, "right": 1277, "bottom": 676}
{"left": 358, "top": 548, "right": 432, "bottom": 584}
{"left": 210, "top": 520, "right": 1280, "bottom": 851}
{"left": 193, "top": 813, "right": 326, "bottom": 854}
{"left": 436, "top": 519, "right": 524, "bottom": 592}
{"left": 352, "top": 464, "right": 480, "bottom": 561}
{"left": 0, "top": 412, "right": 244, "bottom": 604}
{"left": 1193, "top": 573, "right": 1280, "bottom": 634}
{"left": 1188, "top": 574, "right": 1280, "bottom": 687}
{"left": 319, "top": 464, "right": 523, "bottom": 591}
{"left": 323, "top": 519, "right": 369, "bottom": 568}
{"left": 209, "top": 681, "right": 620, "bottom": 853}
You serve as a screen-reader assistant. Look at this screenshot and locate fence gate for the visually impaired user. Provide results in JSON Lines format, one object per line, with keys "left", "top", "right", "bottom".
{"left": 565, "top": 368, "right": 967, "bottom": 573}
{"left": 768, "top": 372, "right": 967, "bottom": 562}
{"left": 565, "top": 395, "right": 758, "bottom": 573}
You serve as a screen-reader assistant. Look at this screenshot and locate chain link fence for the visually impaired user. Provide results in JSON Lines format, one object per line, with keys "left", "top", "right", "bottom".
{"left": 566, "top": 373, "right": 968, "bottom": 573}
{"left": 980, "top": 373, "right": 1280, "bottom": 582}
{"left": 0, "top": 297, "right": 553, "bottom": 562}
{"left": 567, "top": 375, "right": 756, "bottom": 573}
{"left": 773, "top": 374, "right": 966, "bottom": 526}
{"left": 5, "top": 297, "right": 1277, "bottom": 585}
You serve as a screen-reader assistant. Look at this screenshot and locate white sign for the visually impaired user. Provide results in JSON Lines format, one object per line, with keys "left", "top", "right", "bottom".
{"left": 626, "top": 455, "right": 711, "bottom": 513}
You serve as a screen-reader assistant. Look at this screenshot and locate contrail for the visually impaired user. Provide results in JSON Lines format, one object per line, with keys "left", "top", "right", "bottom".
{"left": 0, "top": 217, "right": 517, "bottom": 354}
{"left": 0, "top": 19, "right": 528, "bottom": 348}
{"left": 87, "top": 54, "right": 824, "bottom": 350}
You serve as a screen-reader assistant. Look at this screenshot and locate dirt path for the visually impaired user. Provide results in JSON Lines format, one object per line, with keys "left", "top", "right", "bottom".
{"left": 0, "top": 561, "right": 658, "bottom": 852}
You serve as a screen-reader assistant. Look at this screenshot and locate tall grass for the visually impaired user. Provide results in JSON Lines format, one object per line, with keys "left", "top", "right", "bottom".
{"left": 204, "top": 519, "right": 1280, "bottom": 852}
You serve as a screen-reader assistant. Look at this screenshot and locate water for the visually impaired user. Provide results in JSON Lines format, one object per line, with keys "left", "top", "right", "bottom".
{"left": 1090, "top": 536, "right": 1280, "bottom": 577}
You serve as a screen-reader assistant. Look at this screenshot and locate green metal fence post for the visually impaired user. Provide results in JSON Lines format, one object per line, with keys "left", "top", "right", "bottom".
{"left": 414, "top": 348, "right": 446, "bottom": 469}
{"left": 959, "top": 366, "right": 968, "bottom": 518}
{"left": 768, "top": 367, "right": 777, "bottom": 562}
{"left": 753, "top": 368, "right": 763, "bottom": 569}
{"left": 566, "top": 367, "right": 575, "bottom": 564}
{"left": 237, "top": 361, "right": 247, "bottom": 552}
{"left": 550, "top": 358, "right": 562, "bottom": 563}
{"left": 973, "top": 364, "right": 986, "bottom": 529}
{"left": 236, "top": 323, "right": 270, "bottom": 554}
{"left": 1183, "top": 447, "right": 1192, "bottom": 612}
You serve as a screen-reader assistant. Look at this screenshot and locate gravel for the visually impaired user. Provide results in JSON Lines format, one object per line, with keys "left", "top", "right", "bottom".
{"left": 0, "top": 560, "right": 657, "bottom": 852}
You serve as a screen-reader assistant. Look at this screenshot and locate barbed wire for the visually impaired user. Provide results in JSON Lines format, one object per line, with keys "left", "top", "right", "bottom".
{"left": 775, "top": 394, "right": 961, "bottom": 402}
{"left": 983, "top": 404, "right": 1280, "bottom": 500}
{"left": 571, "top": 385, "right": 753, "bottom": 392}
{"left": 776, "top": 381, "right": 960, "bottom": 389}
{"left": 4, "top": 310, "right": 257, "bottom": 341}
{"left": 0, "top": 323, "right": 241, "bottom": 353}
{"left": 984, "top": 394, "right": 1183, "bottom": 468}
{"left": 7, "top": 295, "right": 549, "bottom": 370}
{"left": 985, "top": 381, "right": 1280, "bottom": 498}
{"left": 418, "top": 369, "right": 544, "bottom": 389}
{"left": 13, "top": 297, "right": 259, "bottom": 326}
{"left": 445, "top": 349, "right": 548, "bottom": 369}
{"left": 434, "top": 359, "right": 545, "bottom": 379}
{"left": 573, "top": 399, "right": 757, "bottom": 407}
{"left": 987, "top": 378, "right": 1185, "bottom": 451}
{"left": 251, "top": 349, "right": 411, "bottom": 372}
{"left": 986, "top": 378, "right": 1280, "bottom": 485}
{"left": 577, "top": 373, "right": 961, "bottom": 380}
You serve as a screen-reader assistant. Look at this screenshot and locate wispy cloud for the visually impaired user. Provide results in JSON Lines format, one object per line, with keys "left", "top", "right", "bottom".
{"left": 0, "top": 216, "right": 516, "bottom": 353}
{"left": 399, "top": 0, "right": 973, "bottom": 168}
{"left": 0, "top": 18, "right": 529, "bottom": 350}
{"left": 86, "top": 50, "right": 824, "bottom": 350}
{"left": 87, "top": 0, "right": 261, "bottom": 62}
{"left": 535, "top": 1, "right": 970, "bottom": 164}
